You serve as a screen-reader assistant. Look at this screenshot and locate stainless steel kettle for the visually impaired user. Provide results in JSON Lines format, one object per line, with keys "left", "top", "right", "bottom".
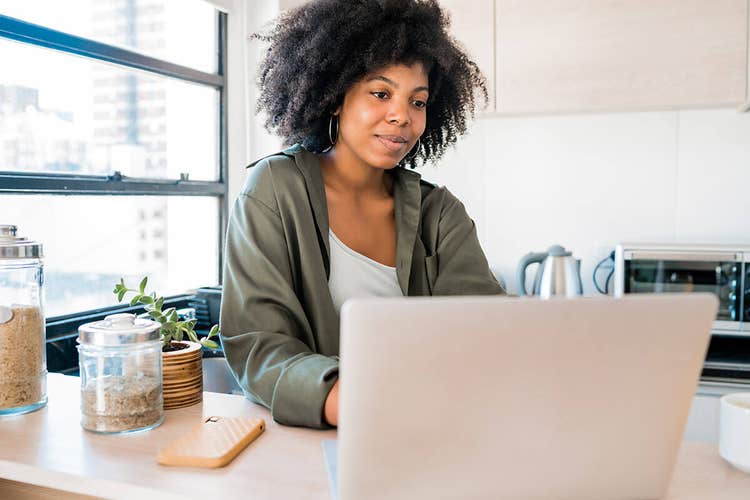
{"left": 516, "top": 244, "right": 583, "bottom": 298}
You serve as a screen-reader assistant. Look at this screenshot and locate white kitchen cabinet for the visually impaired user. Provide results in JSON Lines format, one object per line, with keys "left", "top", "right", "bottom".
{"left": 495, "top": 0, "right": 749, "bottom": 114}
{"left": 683, "top": 380, "right": 750, "bottom": 444}
{"left": 685, "top": 393, "right": 722, "bottom": 444}
{"left": 439, "top": 0, "right": 496, "bottom": 113}
{"left": 278, "top": 0, "right": 308, "bottom": 10}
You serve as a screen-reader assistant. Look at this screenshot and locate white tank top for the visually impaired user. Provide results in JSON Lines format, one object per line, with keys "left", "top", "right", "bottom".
{"left": 327, "top": 230, "right": 403, "bottom": 314}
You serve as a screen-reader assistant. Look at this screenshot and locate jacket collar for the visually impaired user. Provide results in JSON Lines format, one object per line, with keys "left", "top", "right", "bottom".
{"left": 287, "top": 145, "right": 422, "bottom": 295}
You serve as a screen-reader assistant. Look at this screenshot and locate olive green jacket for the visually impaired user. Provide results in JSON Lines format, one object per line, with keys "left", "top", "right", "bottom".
{"left": 220, "top": 144, "right": 505, "bottom": 429}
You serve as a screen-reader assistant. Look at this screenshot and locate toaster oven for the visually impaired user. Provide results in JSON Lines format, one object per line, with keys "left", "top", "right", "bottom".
{"left": 614, "top": 243, "right": 750, "bottom": 335}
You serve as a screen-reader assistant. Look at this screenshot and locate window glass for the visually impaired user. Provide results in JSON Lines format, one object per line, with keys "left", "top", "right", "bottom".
{"left": 0, "top": 37, "right": 219, "bottom": 180}
{"left": 0, "top": 195, "right": 220, "bottom": 317}
{"left": 0, "top": 0, "right": 217, "bottom": 73}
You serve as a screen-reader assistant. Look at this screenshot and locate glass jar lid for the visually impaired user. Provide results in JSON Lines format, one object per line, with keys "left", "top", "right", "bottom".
{"left": 0, "top": 225, "right": 43, "bottom": 259}
{"left": 78, "top": 313, "right": 161, "bottom": 346}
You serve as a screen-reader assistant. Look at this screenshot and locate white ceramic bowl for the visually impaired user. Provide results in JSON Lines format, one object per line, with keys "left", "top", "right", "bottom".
{"left": 719, "top": 392, "right": 750, "bottom": 474}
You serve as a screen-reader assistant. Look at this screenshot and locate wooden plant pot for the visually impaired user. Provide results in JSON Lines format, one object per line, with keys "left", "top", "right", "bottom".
{"left": 162, "top": 341, "right": 202, "bottom": 410}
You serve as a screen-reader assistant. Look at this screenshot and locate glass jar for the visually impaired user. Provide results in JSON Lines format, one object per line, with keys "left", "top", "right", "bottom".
{"left": 78, "top": 313, "right": 163, "bottom": 433}
{"left": 0, "top": 224, "right": 47, "bottom": 416}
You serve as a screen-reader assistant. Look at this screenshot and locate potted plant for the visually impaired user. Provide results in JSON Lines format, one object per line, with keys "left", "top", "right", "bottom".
{"left": 113, "top": 277, "right": 220, "bottom": 409}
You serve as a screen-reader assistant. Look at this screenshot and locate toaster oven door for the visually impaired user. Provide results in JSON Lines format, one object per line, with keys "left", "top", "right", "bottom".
{"left": 623, "top": 251, "right": 742, "bottom": 328}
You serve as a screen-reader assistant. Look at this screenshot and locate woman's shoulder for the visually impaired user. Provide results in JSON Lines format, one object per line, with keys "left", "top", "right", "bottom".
{"left": 393, "top": 167, "right": 463, "bottom": 219}
{"left": 416, "top": 177, "right": 473, "bottom": 234}
{"left": 418, "top": 178, "right": 461, "bottom": 210}
{"left": 239, "top": 145, "right": 309, "bottom": 209}
{"left": 394, "top": 167, "right": 442, "bottom": 199}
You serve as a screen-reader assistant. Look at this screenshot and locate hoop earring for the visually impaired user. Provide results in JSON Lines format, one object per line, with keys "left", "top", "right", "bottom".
{"left": 328, "top": 115, "right": 339, "bottom": 146}
{"left": 405, "top": 138, "right": 421, "bottom": 161}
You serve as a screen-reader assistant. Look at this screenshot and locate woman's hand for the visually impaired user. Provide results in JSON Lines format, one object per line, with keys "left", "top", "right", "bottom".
{"left": 324, "top": 379, "right": 339, "bottom": 427}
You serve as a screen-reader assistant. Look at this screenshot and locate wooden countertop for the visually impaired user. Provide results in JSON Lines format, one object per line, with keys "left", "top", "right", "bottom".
{"left": 0, "top": 373, "right": 335, "bottom": 499}
{"left": 1, "top": 373, "right": 749, "bottom": 499}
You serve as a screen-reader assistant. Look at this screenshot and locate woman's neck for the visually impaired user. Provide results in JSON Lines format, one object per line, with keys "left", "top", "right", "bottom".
{"left": 319, "top": 146, "right": 393, "bottom": 199}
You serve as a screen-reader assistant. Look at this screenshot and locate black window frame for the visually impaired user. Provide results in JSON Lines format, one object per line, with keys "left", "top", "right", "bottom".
{"left": 0, "top": 12, "right": 229, "bottom": 326}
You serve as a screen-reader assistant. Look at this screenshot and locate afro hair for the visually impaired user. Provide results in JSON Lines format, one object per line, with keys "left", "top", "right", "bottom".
{"left": 253, "top": 0, "right": 488, "bottom": 169}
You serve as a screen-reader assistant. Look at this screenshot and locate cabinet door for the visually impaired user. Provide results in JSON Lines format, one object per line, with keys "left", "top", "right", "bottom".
{"left": 279, "top": 0, "right": 308, "bottom": 10}
{"left": 496, "top": 0, "right": 748, "bottom": 114}
{"left": 440, "top": 0, "right": 496, "bottom": 113}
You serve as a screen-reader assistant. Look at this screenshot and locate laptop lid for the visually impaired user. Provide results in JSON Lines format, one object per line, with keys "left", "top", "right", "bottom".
{"left": 337, "top": 294, "right": 717, "bottom": 500}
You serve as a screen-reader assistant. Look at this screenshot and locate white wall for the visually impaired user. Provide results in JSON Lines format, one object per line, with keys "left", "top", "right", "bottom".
{"left": 206, "top": 0, "right": 285, "bottom": 205}
{"left": 237, "top": 0, "right": 284, "bottom": 203}
{"left": 421, "top": 109, "right": 750, "bottom": 295}
{"left": 202, "top": 0, "right": 253, "bottom": 206}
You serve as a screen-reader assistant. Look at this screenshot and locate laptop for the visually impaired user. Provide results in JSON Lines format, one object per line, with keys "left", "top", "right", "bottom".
{"left": 330, "top": 293, "right": 718, "bottom": 500}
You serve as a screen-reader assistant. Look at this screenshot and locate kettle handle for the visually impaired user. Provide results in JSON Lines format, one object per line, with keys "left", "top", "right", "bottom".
{"left": 575, "top": 259, "right": 584, "bottom": 294}
{"left": 517, "top": 252, "right": 547, "bottom": 296}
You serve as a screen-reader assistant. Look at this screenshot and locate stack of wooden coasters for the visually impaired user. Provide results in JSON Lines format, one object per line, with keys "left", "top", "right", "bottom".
{"left": 162, "top": 341, "right": 203, "bottom": 410}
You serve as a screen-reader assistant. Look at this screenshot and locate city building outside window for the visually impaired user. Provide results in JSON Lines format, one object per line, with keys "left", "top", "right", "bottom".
{"left": 0, "top": 0, "right": 227, "bottom": 318}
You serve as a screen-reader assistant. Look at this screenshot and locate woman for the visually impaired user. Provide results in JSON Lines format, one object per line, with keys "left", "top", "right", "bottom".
{"left": 220, "top": 0, "right": 505, "bottom": 430}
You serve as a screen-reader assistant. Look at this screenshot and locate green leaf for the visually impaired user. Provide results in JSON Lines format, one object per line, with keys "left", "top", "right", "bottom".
{"left": 201, "top": 339, "right": 219, "bottom": 349}
{"left": 117, "top": 289, "right": 127, "bottom": 303}
{"left": 162, "top": 325, "right": 176, "bottom": 342}
{"left": 186, "top": 330, "right": 199, "bottom": 343}
{"left": 129, "top": 294, "right": 142, "bottom": 307}
{"left": 169, "top": 310, "right": 178, "bottom": 323}
{"left": 154, "top": 297, "right": 164, "bottom": 312}
{"left": 207, "top": 325, "right": 219, "bottom": 339}
{"left": 139, "top": 295, "right": 154, "bottom": 305}
{"left": 139, "top": 276, "right": 148, "bottom": 294}
{"left": 148, "top": 310, "right": 163, "bottom": 320}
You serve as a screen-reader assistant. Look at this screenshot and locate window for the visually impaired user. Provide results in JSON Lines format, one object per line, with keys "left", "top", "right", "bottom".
{"left": 0, "top": 37, "right": 218, "bottom": 180}
{"left": 0, "top": 0, "right": 216, "bottom": 73}
{"left": 0, "top": 1, "right": 227, "bottom": 319}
